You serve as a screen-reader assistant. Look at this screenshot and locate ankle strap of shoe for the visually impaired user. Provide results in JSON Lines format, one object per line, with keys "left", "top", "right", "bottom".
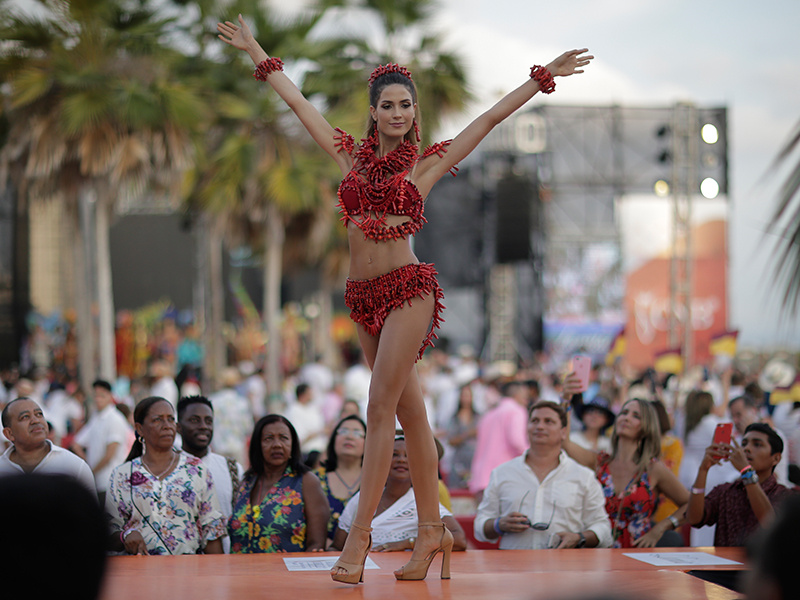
{"left": 351, "top": 522, "right": 373, "bottom": 533}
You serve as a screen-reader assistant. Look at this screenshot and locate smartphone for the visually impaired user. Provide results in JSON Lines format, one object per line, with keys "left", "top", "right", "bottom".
{"left": 572, "top": 355, "right": 592, "bottom": 393}
{"left": 712, "top": 422, "right": 733, "bottom": 446}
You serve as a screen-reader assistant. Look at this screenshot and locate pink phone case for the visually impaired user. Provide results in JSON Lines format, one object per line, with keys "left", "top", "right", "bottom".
{"left": 572, "top": 355, "right": 591, "bottom": 393}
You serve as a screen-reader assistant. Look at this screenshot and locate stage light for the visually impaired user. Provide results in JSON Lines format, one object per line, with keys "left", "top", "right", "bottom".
{"left": 701, "top": 123, "right": 718, "bottom": 144}
{"left": 700, "top": 177, "right": 719, "bottom": 199}
{"left": 654, "top": 180, "right": 670, "bottom": 197}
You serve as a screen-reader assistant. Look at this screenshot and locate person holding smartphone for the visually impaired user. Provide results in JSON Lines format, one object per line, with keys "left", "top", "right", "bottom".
{"left": 687, "top": 423, "right": 797, "bottom": 546}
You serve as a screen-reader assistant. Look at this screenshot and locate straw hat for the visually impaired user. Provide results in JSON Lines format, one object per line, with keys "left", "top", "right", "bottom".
{"left": 758, "top": 358, "right": 796, "bottom": 392}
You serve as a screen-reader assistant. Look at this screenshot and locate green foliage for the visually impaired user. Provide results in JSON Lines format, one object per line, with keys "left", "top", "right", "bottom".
{"left": 768, "top": 120, "right": 800, "bottom": 316}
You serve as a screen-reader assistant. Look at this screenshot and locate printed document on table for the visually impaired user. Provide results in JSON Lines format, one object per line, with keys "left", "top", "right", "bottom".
{"left": 283, "top": 556, "right": 380, "bottom": 571}
{"left": 623, "top": 552, "right": 743, "bottom": 567}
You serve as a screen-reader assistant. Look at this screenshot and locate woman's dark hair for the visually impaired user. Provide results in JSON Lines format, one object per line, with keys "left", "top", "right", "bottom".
{"left": 125, "top": 396, "right": 173, "bottom": 461}
{"left": 246, "top": 414, "right": 308, "bottom": 479}
{"left": 651, "top": 399, "right": 672, "bottom": 435}
{"left": 684, "top": 390, "right": 714, "bottom": 440}
{"left": 451, "top": 384, "right": 477, "bottom": 421}
{"left": 322, "top": 414, "right": 367, "bottom": 472}
{"left": 366, "top": 70, "right": 420, "bottom": 145}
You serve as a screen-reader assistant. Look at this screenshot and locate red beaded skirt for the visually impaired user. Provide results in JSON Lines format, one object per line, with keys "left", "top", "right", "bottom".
{"left": 344, "top": 263, "right": 445, "bottom": 361}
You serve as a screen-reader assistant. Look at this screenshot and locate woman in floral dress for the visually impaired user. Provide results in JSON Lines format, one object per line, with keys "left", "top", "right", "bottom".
{"left": 228, "top": 414, "right": 329, "bottom": 552}
{"left": 106, "top": 396, "right": 227, "bottom": 555}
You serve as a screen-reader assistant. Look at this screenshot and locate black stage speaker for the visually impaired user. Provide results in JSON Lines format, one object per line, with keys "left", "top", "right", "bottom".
{"left": 495, "top": 174, "right": 532, "bottom": 263}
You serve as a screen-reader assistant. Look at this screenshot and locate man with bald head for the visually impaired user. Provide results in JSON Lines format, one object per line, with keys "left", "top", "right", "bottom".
{"left": 0, "top": 397, "right": 96, "bottom": 494}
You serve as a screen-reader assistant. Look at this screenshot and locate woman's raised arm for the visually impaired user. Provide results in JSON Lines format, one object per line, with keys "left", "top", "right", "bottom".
{"left": 217, "top": 15, "right": 352, "bottom": 175}
{"left": 414, "top": 49, "right": 593, "bottom": 197}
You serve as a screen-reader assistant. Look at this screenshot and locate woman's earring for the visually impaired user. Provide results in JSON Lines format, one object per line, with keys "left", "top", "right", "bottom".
{"left": 413, "top": 119, "right": 421, "bottom": 142}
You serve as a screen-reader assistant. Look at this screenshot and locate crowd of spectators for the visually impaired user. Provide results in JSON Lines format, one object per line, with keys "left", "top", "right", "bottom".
{"left": 2, "top": 337, "right": 799, "bottom": 599}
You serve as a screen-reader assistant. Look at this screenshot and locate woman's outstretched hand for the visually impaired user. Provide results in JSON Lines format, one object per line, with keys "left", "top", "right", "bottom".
{"left": 547, "top": 49, "right": 594, "bottom": 77}
{"left": 217, "top": 14, "right": 254, "bottom": 51}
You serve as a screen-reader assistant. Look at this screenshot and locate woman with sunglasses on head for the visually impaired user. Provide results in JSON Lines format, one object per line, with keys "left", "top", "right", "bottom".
{"left": 106, "top": 396, "right": 227, "bottom": 555}
{"left": 315, "top": 415, "right": 367, "bottom": 544}
{"left": 217, "top": 14, "right": 591, "bottom": 583}
{"left": 562, "top": 380, "right": 690, "bottom": 548}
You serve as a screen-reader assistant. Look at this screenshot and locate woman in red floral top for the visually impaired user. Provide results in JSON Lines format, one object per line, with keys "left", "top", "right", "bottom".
{"left": 564, "top": 396, "right": 690, "bottom": 547}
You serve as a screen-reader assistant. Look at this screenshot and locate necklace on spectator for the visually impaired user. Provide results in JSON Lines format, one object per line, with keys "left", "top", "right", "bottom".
{"left": 142, "top": 451, "right": 177, "bottom": 480}
{"left": 333, "top": 470, "right": 361, "bottom": 495}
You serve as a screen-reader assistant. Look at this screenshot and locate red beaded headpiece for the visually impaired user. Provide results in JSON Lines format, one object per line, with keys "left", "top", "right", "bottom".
{"left": 368, "top": 63, "right": 413, "bottom": 87}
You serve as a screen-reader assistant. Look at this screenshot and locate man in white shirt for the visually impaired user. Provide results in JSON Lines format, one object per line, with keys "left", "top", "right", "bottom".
{"left": 43, "top": 380, "right": 84, "bottom": 443}
{"left": 1, "top": 397, "right": 96, "bottom": 495}
{"left": 71, "top": 380, "right": 131, "bottom": 503}
{"left": 474, "top": 401, "right": 612, "bottom": 549}
{"left": 177, "top": 395, "right": 243, "bottom": 553}
{"left": 208, "top": 367, "right": 253, "bottom": 465}
{"left": 284, "top": 383, "right": 327, "bottom": 457}
{"left": 149, "top": 360, "right": 179, "bottom": 408}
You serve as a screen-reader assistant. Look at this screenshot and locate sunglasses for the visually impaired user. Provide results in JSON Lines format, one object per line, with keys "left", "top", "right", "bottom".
{"left": 337, "top": 427, "right": 365, "bottom": 439}
{"left": 518, "top": 490, "right": 556, "bottom": 531}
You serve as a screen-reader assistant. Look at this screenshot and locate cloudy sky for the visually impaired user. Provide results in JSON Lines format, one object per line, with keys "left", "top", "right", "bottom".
{"left": 429, "top": 0, "right": 800, "bottom": 350}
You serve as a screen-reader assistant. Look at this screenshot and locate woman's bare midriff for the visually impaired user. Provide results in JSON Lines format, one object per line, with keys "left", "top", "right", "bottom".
{"left": 346, "top": 213, "right": 419, "bottom": 280}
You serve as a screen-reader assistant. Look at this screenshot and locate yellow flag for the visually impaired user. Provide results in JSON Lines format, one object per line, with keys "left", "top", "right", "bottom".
{"left": 605, "top": 328, "right": 627, "bottom": 366}
{"left": 709, "top": 330, "right": 738, "bottom": 357}
{"left": 654, "top": 347, "right": 683, "bottom": 375}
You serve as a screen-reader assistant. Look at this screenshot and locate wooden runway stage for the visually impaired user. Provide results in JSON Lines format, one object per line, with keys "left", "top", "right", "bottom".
{"left": 100, "top": 547, "right": 746, "bottom": 600}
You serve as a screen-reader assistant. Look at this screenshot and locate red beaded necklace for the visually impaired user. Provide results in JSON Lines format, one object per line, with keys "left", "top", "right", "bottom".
{"left": 352, "top": 131, "right": 419, "bottom": 212}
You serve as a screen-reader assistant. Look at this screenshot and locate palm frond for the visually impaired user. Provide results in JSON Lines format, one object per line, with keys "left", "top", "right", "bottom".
{"left": 768, "top": 119, "right": 800, "bottom": 316}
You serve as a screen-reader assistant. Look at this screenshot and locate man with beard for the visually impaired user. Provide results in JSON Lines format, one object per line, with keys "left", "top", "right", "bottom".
{"left": 177, "top": 395, "right": 245, "bottom": 553}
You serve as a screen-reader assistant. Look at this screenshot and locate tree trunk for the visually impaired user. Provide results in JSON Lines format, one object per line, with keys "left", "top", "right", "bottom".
{"left": 263, "top": 204, "right": 284, "bottom": 401}
{"left": 206, "top": 216, "right": 226, "bottom": 389}
{"left": 75, "top": 188, "right": 96, "bottom": 392}
{"left": 95, "top": 197, "right": 117, "bottom": 382}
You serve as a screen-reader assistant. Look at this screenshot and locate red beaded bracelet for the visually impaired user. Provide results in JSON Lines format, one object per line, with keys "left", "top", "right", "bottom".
{"left": 254, "top": 57, "right": 284, "bottom": 81}
{"left": 530, "top": 65, "right": 555, "bottom": 94}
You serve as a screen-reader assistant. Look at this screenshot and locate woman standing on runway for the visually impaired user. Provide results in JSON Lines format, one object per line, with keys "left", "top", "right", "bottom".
{"left": 217, "top": 14, "right": 592, "bottom": 583}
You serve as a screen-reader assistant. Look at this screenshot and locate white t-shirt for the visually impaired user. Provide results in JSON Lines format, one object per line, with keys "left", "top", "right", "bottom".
{"left": 74, "top": 405, "right": 132, "bottom": 492}
{"left": 43, "top": 389, "right": 84, "bottom": 440}
{"left": 338, "top": 488, "right": 451, "bottom": 545}
{"left": 569, "top": 430, "right": 612, "bottom": 454}
{"left": 201, "top": 451, "right": 244, "bottom": 553}
{"left": 284, "top": 401, "right": 327, "bottom": 454}
{"left": 0, "top": 440, "right": 97, "bottom": 495}
{"left": 150, "top": 377, "right": 179, "bottom": 408}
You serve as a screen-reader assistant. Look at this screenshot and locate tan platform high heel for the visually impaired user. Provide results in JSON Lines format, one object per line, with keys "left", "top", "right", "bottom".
{"left": 331, "top": 522, "right": 372, "bottom": 584}
{"left": 394, "top": 521, "right": 454, "bottom": 581}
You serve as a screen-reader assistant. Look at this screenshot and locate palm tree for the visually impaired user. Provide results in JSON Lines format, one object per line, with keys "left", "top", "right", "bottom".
{"left": 768, "top": 119, "right": 800, "bottom": 316}
{"left": 314, "top": 0, "right": 472, "bottom": 145}
{"left": 0, "top": 0, "right": 207, "bottom": 390}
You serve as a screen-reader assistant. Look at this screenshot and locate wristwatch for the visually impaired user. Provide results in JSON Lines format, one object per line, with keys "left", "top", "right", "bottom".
{"left": 576, "top": 531, "right": 587, "bottom": 548}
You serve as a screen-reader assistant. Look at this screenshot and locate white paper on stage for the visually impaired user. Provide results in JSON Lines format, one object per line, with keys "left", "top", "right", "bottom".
{"left": 283, "top": 556, "right": 380, "bottom": 572}
{"left": 622, "top": 552, "right": 743, "bottom": 567}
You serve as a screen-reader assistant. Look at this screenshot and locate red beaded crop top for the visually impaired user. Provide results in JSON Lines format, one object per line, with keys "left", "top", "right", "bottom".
{"left": 335, "top": 128, "right": 457, "bottom": 242}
